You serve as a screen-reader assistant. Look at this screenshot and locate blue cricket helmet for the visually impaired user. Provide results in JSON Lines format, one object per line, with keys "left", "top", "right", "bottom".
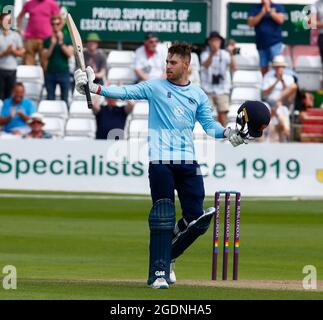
{"left": 236, "top": 101, "right": 271, "bottom": 138}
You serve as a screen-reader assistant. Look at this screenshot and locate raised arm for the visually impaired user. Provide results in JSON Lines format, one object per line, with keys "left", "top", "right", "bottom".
{"left": 74, "top": 66, "right": 149, "bottom": 100}
{"left": 248, "top": 7, "right": 266, "bottom": 27}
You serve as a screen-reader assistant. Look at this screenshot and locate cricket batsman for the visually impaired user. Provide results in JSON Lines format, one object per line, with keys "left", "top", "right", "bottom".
{"left": 74, "top": 42, "right": 270, "bottom": 289}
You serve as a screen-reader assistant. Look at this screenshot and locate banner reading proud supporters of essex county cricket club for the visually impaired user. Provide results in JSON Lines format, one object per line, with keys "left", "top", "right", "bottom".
{"left": 57, "top": 0, "right": 207, "bottom": 43}
{"left": 0, "top": 140, "right": 322, "bottom": 197}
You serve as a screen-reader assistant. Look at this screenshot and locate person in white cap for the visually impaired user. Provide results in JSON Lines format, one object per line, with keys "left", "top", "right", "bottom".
{"left": 262, "top": 55, "right": 297, "bottom": 142}
{"left": 24, "top": 112, "right": 52, "bottom": 139}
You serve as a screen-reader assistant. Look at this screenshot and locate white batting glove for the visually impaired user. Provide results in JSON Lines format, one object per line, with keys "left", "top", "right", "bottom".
{"left": 74, "top": 66, "right": 99, "bottom": 95}
{"left": 224, "top": 127, "right": 245, "bottom": 147}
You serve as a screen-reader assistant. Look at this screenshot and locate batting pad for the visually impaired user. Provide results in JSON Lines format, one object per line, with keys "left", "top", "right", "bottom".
{"left": 147, "top": 198, "right": 175, "bottom": 285}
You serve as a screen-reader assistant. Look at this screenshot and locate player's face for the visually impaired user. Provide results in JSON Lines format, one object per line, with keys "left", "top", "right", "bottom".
{"left": 166, "top": 53, "right": 189, "bottom": 81}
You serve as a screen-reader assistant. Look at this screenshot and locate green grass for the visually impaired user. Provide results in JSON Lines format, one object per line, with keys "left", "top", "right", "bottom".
{"left": 0, "top": 192, "right": 322, "bottom": 299}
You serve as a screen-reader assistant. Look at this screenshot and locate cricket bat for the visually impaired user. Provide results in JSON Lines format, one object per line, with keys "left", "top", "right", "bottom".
{"left": 66, "top": 14, "right": 93, "bottom": 109}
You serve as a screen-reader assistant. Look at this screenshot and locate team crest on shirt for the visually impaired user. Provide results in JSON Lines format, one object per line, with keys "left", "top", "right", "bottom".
{"left": 167, "top": 92, "right": 172, "bottom": 98}
{"left": 174, "top": 105, "right": 185, "bottom": 117}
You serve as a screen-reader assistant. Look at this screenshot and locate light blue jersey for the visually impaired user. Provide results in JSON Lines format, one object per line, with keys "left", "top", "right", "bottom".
{"left": 99, "top": 79, "right": 225, "bottom": 161}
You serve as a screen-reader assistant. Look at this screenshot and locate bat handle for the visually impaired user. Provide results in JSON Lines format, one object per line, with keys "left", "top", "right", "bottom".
{"left": 83, "top": 83, "right": 93, "bottom": 109}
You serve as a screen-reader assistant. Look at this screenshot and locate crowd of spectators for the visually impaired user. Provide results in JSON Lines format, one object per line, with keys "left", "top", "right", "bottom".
{"left": 1, "top": 0, "right": 323, "bottom": 142}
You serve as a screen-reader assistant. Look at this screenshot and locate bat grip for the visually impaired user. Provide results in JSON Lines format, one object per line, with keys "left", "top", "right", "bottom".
{"left": 83, "top": 83, "right": 93, "bottom": 109}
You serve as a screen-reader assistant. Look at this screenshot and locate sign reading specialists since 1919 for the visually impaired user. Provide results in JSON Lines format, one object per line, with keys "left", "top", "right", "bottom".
{"left": 57, "top": 0, "right": 208, "bottom": 43}
{"left": 1, "top": 140, "right": 323, "bottom": 197}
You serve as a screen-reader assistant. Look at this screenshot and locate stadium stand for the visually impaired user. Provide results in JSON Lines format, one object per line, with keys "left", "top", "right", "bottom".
{"left": 43, "top": 117, "right": 65, "bottom": 138}
{"left": 65, "top": 118, "right": 96, "bottom": 139}
{"left": 300, "top": 109, "right": 323, "bottom": 142}
{"left": 295, "top": 56, "right": 322, "bottom": 91}
{"left": 107, "top": 67, "right": 137, "bottom": 84}
{"left": 231, "top": 87, "right": 261, "bottom": 104}
{"left": 107, "top": 50, "right": 135, "bottom": 68}
{"left": 69, "top": 100, "right": 95, "bottom": 119}
{"left": 38, "top": 100, "right": 68, "bottom": 120}
{"left": 132, "top": 101, "right": 149, "bottom": 120}
{"left": 16, "top": 65, "right": 44, "bottom": 85}
{"left": 232, "top": 70, "right": 262, "bottom": 88}
{"left": 127, "top": 119, "right": 148, "bottom": 139}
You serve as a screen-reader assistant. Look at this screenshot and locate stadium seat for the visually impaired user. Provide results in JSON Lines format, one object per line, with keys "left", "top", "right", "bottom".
{"left": 43, "top": 117, "right": 65, "bottom": 137}
{"left": 16, "top": 65, "right": 44, "bottom": 84}
{"left": 107, "top": 67, "right": 137, "bottom": 84}
{"left": 234, "top": 55, "right": 259, "bottom": 71}
{"left": 189, "top": 52, "right": 201, "bottom": 86}
{"left": 295, "top": 55, "right": 322, "bottom": 71}
{"left": 230, "top": 87, "right": 261, "bottom": 104}
{"left": 38, "top": 100, "right": 68, "bottom": 120}
{"left": 69, "top": 101, "right": 95, "bottom": 119}
{"left": 23, "top": 82, "right": 43, "bottom": 103}
{"left": 132, "top": 101, "right": 149, "bottom": 119}
{"left": 238, "top": 43, "right": 258, "bottom": 57}
{"left": 232, "top": 70, "right": 262, "bottom": 88}
{"left": 295, "top": 56, "right": 322, "bottom": 91}
{"left": 107, "top": 50, "right": 135, "bottom": 68}
{"left": 65, "top": 118, "right": 96, "bottom": 138}
{"left": 127, "top": 119, "right": 148, "bottom": 138}
{"left": 228, "top": 104, "right": 241, "bottom": 122}
{"left": 297, "top": 73, "right": 321, "bottom": 91}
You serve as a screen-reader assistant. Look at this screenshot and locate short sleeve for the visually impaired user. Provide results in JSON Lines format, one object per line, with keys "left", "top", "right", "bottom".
{"left": 0, "top": 100, "right": 9, "bottom": 117}
{"left": 26, "top": 100, "right": 36, "bottom": 115}
{"left": 51, "top": 1, "right": 60, "bottom": 14}
{"left": 15, "top": 32, "right": 23, "bottom": 48}
{"left": 200, "top": 50, "right": 209, "bottom": 64}
{"left": 64, "top": 34, "right": 73, "bottom": 46}
{"left": 262, "top": 75, "right": 271, "bottom": 91}
{"left": 22, "top": 2, "right": 29, "bottom": 13}
{"left": 275, "top": 4, "right": 285, "bottom": 14}
{"left": 248, "top": 6, "right": 259, "bottom": 17}
{"left": 134, "top": 47, "right": 144, "bottom": 69}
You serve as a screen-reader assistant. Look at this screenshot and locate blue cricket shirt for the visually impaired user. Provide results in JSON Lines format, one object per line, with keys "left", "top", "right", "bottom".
{"left": 99, "top": 79, "right": 225, "bottom": 161}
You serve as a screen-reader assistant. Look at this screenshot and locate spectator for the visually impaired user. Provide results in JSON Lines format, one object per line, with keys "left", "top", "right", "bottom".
{"left": 248, "top": 0, "right": 285, "bottom": 75}
{"left": 263, "top": 56, "right": 297, "bottom": 142}
{"left": 24, "top": 112, "right": 52, "bottom": 139}
{"left": 0, "top": 13, "right": 25, "bottom": 100}
{"left": 0, "top": 82, "right": 36, "bottom": 135}
{"left": 17, "top": 0, "right": 60, "bottom": 68}
{"left": 42, "top": 15, "right": 74, "bottom": 105}
{"left": 92, "top": 87, "right": 134, "bottom": 140}
{"left": 299, "top": 91, "right": 315, "bottom": 122}
{"left": 200, "top": 31, "right": 236, "bottom": 127}
{"left": 262, "top": 55, "right": 297, "bottom": 109}
{"left": 311, "top": 1, "right": 323, "bottom": 65}
{"left": 134, "top": 33, "right": 167, "bottom": 81}
{"left": 84, "top": 33, "right": 106, "bottom": 86}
